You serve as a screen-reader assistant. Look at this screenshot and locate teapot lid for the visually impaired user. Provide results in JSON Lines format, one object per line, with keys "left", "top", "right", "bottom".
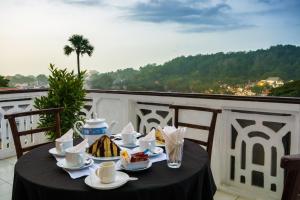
{"left": 86, "top": 113, "right": 106, "bottom": 124}
{"left": 86, "top": 118, "right": 105, "bottom": 124}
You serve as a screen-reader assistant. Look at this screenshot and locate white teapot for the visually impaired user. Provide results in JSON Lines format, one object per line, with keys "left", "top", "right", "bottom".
{"left": 74, "top": 113, "right": 117, "bottom": 145}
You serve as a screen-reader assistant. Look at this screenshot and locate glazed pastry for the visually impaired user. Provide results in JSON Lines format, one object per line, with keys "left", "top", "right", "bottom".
{"left": 87, "top": 135, "right": 121, "bottom": 157}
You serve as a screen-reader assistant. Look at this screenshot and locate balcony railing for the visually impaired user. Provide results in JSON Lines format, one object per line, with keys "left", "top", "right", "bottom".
{"left": 0, "top": 89, "right": 299, "bottom": 200}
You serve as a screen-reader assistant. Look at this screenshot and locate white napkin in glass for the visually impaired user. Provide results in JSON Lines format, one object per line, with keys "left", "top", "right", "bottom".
{"left": 140, "top": 129, "right": 155, "bottom": 141}
{"left": 56, "top": 129, "right": 73, "bottom": 142}
{"left": 67, "top": 139, "right": 89, "bottom": 153}
{"left": 158, "top": 126, "right": 186, "bottom": 158}
{"left": 121, "top": 122, "right": 135, "bottom": 134}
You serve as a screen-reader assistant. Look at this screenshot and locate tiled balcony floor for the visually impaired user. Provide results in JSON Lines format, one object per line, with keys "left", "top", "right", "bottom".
{"left": 0, "top": 157, "right": 16, "bottom": 200}
{"left": 0, "top": 157, "right": 248, "bottom": 200}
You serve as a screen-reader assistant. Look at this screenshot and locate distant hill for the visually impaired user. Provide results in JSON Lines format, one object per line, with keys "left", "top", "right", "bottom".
{"left": 88, "top": 45, "right": 300, "bottom": 93}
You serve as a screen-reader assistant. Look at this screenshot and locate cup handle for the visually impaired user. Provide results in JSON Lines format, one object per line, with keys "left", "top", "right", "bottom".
{"left": 59, "top": 143, "right": 64, "bottom": 153}
{"left": 77, "top": 153, "right": 84, "bottom": 165}
{"left": 74, "top": 121, "right": 84, "bottom": 138}
{"left": 96, "top": 167, "right": 104, "bottom": 178}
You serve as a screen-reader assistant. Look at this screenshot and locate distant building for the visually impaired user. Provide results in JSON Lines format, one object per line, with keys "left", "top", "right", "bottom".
{"left": 14, "top": 83, "right": 29, "bottom": 89}
{"left": 266, "top": 77, "right": 284, "bottom": 88}
{"left": 257, "top": 77, "right": 284, "bottom": 88}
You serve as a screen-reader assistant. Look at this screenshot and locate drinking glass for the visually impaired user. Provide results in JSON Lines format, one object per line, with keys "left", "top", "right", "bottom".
{"left": 165, "top": 139, "right": 184, "bottom": 168}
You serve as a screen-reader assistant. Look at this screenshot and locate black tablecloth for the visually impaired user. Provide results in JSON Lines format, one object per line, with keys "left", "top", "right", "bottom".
{"left": 12, "top": 140, "right": 216, "bottom": 200}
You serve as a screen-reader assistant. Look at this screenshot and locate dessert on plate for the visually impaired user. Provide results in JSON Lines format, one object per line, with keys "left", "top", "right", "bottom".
{"left": 155, "top": 129, "right": 165, "bottom": 145}
{"left": 87, "top": 135, "right": 121, "bottom": 157}
{"left": 120, "top": 150, "right": 150, "bottom": 170}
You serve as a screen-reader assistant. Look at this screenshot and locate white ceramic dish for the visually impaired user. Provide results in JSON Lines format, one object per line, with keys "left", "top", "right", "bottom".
{"left": 114, "top": 140, "right": 139, "bottom": 148}
{"left": 85, "top": 171, "right": 129, "bottom": 190}
{"left": 131, "top": 147, "right": 164, "bottom": 157}
{"left": 87, "top": 154, "right": 121, "bottom": 161}
{"left": 56, "top": 158, "right": 94, "bottom": 170}
{"left": 117, "top": 160, "right": 152, "bottom": 172}
{"left": 136, "top": 140, "right": 165, "bottom": 147}
{"left": 49, "top": 147, "right": 65, "bottom": 157}
{"left": 112, "top": 132, "right": 142, "bottom": 139}
{"left": 87, "top": 147, "right": 131, "bottom": 161}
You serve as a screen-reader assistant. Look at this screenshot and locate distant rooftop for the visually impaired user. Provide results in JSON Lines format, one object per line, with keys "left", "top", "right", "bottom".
{"left": 266, "top": 77, "right": 281, "bottom": 81}
{"left": 0, "top": 88, "right": 19, "bottom": 91}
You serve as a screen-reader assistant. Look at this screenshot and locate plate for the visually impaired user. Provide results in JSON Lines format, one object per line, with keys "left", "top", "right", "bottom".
{"left": 56, "top": 158, "right": 94, "bottom": 170}
{"left": 136, "top": 140, "right": 165, "bottom": 147}
{"left": 112, "top": 132, "right": 142, "bottom": 139}
{"left": 87, "top": 154, "right": 121, "bottom": 161}
{"left": 85, "top": 171, "right": 129, "bottom": 190}
{"left": 116, "top": 160, "right": 152, "bottom": 172}
{"left": 49, "top": 147, "right": 65, "bottom": 157}
{"left": 131, "top": 147, "right": 164, "bottom": 157}
{"left": 114, "top": 140, "right": 139, "bottom": 148}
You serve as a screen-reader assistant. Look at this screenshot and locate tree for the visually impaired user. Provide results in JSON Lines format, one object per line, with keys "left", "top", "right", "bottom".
{"left": 36, "top": 74, "right": 48, "bottom": 87}
{"left": 0, "top": 75, "right": 9, "bottom": 87}
{"left": 269, "top": 80, "right": 300, "bottom": 97}
{"left": 64, "top": 34, "right": 94, "bottom": 75}
{"left": 34, "top": 64, "right": 86, "bottom": 140}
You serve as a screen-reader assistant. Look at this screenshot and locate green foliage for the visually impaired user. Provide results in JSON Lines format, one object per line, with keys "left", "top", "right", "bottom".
{"left": 87, "top": 45, "right": 300, "bottom": 96}
{"left": 251, "top": 85, "right": 272, "bottom": 94}
{"left": 36, "top": 74, "right": 48, "bottom": 87}
{"left": 269, "top": 80, "right": 300, "bottom": 97}
{"left": 0, "top": 75, "right": 9, "bottom": 87}
{"left": 34, "top": 64, "right": 86, "bottom": 140}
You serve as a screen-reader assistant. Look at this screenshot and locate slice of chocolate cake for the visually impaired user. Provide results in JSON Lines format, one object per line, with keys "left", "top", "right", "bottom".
{"left": 87, "top": 135, "right": 121, "bottom": 157}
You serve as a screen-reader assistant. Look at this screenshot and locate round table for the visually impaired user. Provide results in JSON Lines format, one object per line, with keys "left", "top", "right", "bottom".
{"left": 12, "top": 140, "right": 216, "bottom": 200}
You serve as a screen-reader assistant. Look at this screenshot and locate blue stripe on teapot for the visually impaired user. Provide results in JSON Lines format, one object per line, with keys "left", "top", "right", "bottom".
{"left": 74, "top": 113, "right": 117, "bottom": 145}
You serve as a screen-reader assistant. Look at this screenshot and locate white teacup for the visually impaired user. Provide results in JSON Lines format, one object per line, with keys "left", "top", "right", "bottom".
{"left": 139, "top": 139, "right": 156, "bottom": 151}
{"left": 122, "top": 132, "right": 137, "bottom": 145}
{"left": 65, "top": 148, "right": 85, "bottom": 167}
{"left": 55, "top": 139, "right": 73, "bottom": 154}
{"left": 96, "top": 161, "right": 116, "bottom": 184}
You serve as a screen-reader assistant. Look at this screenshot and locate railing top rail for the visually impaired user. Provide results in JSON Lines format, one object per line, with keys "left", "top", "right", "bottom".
{"left": 0, "top": 89, "right": 299, "bottom": 104}
{"left": 87, "top": 89, "right": 300, "bottom": 104}
{"left": 0, "top": 89, "right": 47, "bottom": 94}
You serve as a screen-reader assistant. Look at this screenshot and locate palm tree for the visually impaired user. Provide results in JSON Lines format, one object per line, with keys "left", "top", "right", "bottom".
{"left": 64, "top": 34, "right": 94, "bottom": 75}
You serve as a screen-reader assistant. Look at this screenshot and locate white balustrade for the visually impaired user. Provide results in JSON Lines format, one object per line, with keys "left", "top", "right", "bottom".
{"left": 1, "top": 90, "right": 299, "bottom": 200}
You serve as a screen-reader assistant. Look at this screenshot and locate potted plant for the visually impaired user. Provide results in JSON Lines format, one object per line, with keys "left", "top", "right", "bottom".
{"left": 34, "top": 64, "right": 86, "bottom": 140}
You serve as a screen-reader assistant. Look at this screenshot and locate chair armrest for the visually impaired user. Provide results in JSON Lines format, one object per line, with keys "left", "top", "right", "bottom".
{"left": 281, "top": 154, "right": 300, "bottom": 170}
{"left": 4, "top": 107, "right": 64, "bottom": 119}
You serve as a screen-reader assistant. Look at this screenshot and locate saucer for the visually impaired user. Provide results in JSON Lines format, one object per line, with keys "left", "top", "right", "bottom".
{"left": 131, "top": 147, "right": 164, "bottom": 157}
{"left": 85, "top": 171, "right": 129, "bottom": 190}
{"left": 116, "top": 160, "right": 152, "bottom": 172}
{"left": 136, "top": 140, "right": 165, "bottom": 147}
{"left": 56, "top": 158, "right": 94, "bottom": 170}
{"left": 49, "top": 147, "right": 65, "bottom": 157}
{"left": 112, "top": 132, "right": 142, "bottom": 139}
{"left": 114, "top": 140, "right": 139, "bottom": 148}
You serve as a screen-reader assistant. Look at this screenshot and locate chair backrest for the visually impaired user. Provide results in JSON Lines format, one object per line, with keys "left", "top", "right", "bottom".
{"left": 169, "top": 105, "right": 222, "bottom": 160}
{"left": 4, "top": 107, "right": 63, "bottom": 158}
{"left": 281, "top": 154, "right": 300, "bottom": 200}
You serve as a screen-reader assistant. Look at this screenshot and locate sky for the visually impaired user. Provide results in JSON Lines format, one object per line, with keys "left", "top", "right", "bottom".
{"left": 0, "top": 0, "right": 300, "bottom": 76}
